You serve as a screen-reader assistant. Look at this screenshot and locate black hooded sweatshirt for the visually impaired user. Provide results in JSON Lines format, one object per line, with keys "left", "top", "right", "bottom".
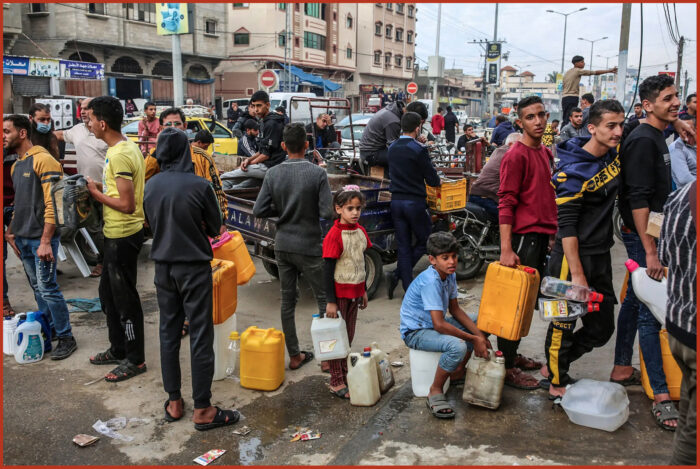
{"left": 144, "top": 127, "right": 222, "bottom": 263}
{"left": 258, "top": 111, "right": 288, "bottom": 167}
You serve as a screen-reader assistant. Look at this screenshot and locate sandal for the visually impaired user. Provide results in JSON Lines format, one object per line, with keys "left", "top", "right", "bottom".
{"left": 89, "top": 349, "right": 122, "bottom": 365}
{"left": 89, "top": 264, "right": 103, "bottom": 278}
{"left": 329, "top": 386, "right": 350, "bottom": 399}
{"left": 181, "top": 321, "right": 190, "bottom": 339}
{"left": 514, "top": 354, "right": 543, "bottom": 371}
{"left": 289, "top": 350, "right": 314, "bottom": 370}
{"left": 105, "top": 361, "right": 147, "bottom": 382}
{"left": 3, "top": 300, "right": 15, "bottom": 317}
{"left": 504, "top": 368, "right": 539, "bottom": 390}
{"left": 164, "top": 399, "right": 185, "bottom": 422}
{"left": 652, "top": 400, "right": 679, "bottom": 431}
{"left": 426, "top": 393, "right": 455, "bottom": 419}
{"left": 194, "top": 406, "right": 240, "bottom": 431}
{"left": 610, "top": 368, "right": 642, "bottom": 386}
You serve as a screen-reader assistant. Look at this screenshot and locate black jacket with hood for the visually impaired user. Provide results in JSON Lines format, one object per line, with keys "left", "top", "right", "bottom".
{"left": 144, "top": 127, "right": 222, "bottom": 263}
{"left": 359, "top": 102, "right": 404, "bottom": 153}
{"left": 258, "top": 111, "right": 287, "bottom": 167}
{"left": 551, "top": 137, "right": 620, "bottom": 255}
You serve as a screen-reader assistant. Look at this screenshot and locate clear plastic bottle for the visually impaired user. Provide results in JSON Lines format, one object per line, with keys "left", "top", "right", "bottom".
{"left": 226, "top": 331, "right": 240, "bottom": 379}
{"left": 540, "top": 276, "right": 604, "bottom": 303}
{"left": 539, "top": 298, "right": 599, "bottom": 321}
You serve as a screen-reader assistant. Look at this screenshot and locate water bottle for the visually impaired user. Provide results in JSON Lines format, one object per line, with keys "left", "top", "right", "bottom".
{"left": 540, "top": 276, "right": 604, "bottom": 303}
{"left": 226, "top": 331, "right": 240, "bottom": 379}
{"left": 539, "top": 298, "right": 599, "bottom": 321}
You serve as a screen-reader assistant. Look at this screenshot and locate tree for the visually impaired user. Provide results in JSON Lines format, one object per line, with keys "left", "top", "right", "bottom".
{"left": 546, "top": 71, "right": 558, "bottom": 83}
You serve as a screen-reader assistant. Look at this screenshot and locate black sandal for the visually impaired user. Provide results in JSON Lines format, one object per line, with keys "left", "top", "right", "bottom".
{"left": 289, "top": 351, "right": 314, "bottom": 370}
{"left": 164, "top": 399, "right": 184, "bottom": 422}
{"left": 194, "top": 407, "right": 240, "bottom": 431}
{"left": 90, "top": 349, "right": 122, "bottom": 365}
{"left": 105, "top": 361, "right": 147, "bottom": 382}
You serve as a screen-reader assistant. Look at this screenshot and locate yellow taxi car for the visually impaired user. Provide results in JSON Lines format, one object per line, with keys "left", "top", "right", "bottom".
{"left": 121, "top": 116, "right": 238, "bottom": 155}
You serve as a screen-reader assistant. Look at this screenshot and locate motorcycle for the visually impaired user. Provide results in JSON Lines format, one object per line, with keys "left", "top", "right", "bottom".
{"left": 453, "top": 201, "right": 501, "bottom": 280}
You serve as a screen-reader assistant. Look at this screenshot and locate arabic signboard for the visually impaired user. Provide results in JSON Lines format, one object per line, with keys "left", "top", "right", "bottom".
{"left": 28, "top": 58, "right": 60, "bottom": 77}
{"left": 486, "top": 43, "right": 501, "bottom": 85}
{"left": 3, "top": 56, "right": 29, "bottom": 75}
{"left": 156, "top": 3, "right": 189, "bottom": 35}
{"left": 59, "top": 60, "right": 105, "bottom": 80}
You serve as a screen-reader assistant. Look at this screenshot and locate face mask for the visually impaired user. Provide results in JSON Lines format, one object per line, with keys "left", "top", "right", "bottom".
{"left": 36, "top": 122, "right": 51, "bottom": 134}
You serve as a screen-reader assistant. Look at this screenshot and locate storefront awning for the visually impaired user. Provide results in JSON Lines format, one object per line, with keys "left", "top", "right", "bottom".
{"left": 277, "top": 63, "right": 341, "bottom": 92}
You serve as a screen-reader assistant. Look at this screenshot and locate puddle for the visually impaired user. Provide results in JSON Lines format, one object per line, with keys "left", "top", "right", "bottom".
{"left": 238, "top": 437, "right": 263, "bottom": 465}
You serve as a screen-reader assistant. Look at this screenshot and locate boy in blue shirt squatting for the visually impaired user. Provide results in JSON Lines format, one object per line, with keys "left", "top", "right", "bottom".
{"left": 399, "top": 232, "right": 491, "bottom": 419}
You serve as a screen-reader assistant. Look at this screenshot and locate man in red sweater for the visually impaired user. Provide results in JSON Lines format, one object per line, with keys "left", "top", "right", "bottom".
{"left": 497, "top": 95, "right": 558, "bottom": 390}
{"left": 431, "top": 107, "right": 445, "bottom": 136}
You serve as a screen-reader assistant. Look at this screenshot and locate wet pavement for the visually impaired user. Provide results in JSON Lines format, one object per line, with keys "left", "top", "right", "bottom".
{"left": 3, "top": 240, "right": 676, "bottom": 465}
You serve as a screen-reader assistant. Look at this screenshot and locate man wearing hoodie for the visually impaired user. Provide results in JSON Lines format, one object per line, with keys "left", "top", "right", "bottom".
{"left": 221, "top": 91, "right": 286, "bottom": 190}
{"left": 544, "top": 100, "right": 625, "bottom": 399}
{"left": 489, "top": 115, "right": 515, "bottom": 146}
{"left": 144, "top": 127, "right": 240, "bottom": 431}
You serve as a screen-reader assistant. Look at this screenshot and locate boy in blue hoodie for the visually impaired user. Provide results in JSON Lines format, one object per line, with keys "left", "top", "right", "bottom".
{"left": 544, "top": 100, "right": 626, "bottom": 399}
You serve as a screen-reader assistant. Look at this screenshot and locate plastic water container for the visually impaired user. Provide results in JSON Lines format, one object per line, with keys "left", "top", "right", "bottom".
{"left": 211, "top": 259, "right": 237, "bottom": 325}
{"left": 240, "top": 327, "right": 285, "bottom": 391}
{"left": 211, "top": 231, "right": 256, "bottom": 285}
{"left": 560, "top": 379, "right": 629, "bottom": 432}
{"left": 225, "top": 331, "right": 240, "bottom": 379}
{"left": 14, "top": 312, "right": 44, "bottom": 364}
{"left": 3, "top": 315, "right": 20, "bottom": 356}
{"left": 346, "top": 351, "right": 381, "bottom": 406}
{"left": 310, "top": 313, "right": 350, "bottom": 361}
{"left": 540, "top": 276, "right": 604, "bottom": 303}
{"left": 640, "top": 329, "right": 682, "bottom": 400}
{"left": 369, "top": 342, "right": 395, "bottom": 394}
{"left": 625, "top": 259, "right": 667, "bottom": 324}
{"left": 212, "top": 314, "right": 237, "bottom": 381}
{"left": 462, "top": 350, "right": 506, "bottom": 409}
{"left": 409, "top": 348, "right": 450, "bottom": 397}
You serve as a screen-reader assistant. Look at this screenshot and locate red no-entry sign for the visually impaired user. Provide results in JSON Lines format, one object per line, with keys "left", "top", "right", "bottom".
{"left": 259, "top": 70, "right": 278, "bottom": 89}
{"left": 406, "top": 82, "right": 418, "bottom": 95}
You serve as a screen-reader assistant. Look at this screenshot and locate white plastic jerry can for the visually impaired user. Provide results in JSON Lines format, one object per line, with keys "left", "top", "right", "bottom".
{"left": 368, "top": 342, "right": 395, "bottom": 394}
{"left": 14, "top": 312, "right": 44, "bottom": 364}
{"left": 310, "top": 313, "right": 350, "bottom": 361}
{"left": 346, "top": 351, "right": 381, "bottom": 406}
{"left": 462, "top": 350, "right": 506, "bottom": 409}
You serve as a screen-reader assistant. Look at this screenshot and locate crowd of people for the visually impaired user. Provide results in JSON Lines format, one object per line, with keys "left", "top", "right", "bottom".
{"left": 1, "top": 67, "right": 696, "bottom": 462}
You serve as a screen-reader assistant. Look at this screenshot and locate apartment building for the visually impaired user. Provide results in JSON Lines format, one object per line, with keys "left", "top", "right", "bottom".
{"left": 215, "top": 3, "right": 358, "bottom": 102}
{"left": 499, "top": 66, "right": 561, "bottom": 118}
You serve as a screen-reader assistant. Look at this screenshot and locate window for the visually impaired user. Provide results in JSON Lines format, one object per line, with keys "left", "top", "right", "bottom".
{"left": 346, "top": 15, "right": 353, "bottom": 28}
{"left": 346, "top": 47, "right": 353, "bottom": 59}
{"left": 385, "top": 53, "right": 392, "bottom": 67}
{"left": 385, "top": 24, "right": 392, "bottom": 38}
{"left": 205, "top": 19, "right": 217, "bottom": 35}
{"left": 406, "top": 57, "right": 413, "bottom": 69}
{"left": 30, "top": 3, "right": 47, "bottom": 13}
{"left": 278, "top": 32, "right": 286, "bottom": 47}
{"left": 88, "top": 3, "right": 105, "bottom": 15}
{"left": 277, "top": 3, "right": 286, "bottom": 10}
{"left": 232, "top": 3, "right": 249, "bottom": 8}
{"left": 407, "top": 31, "right": 413, "bottom": 44}
{"left": 395, "top": 28, "right": 403, "bottom": 41}
{"left": 295, "top": 37, "right": 300, "bottom": 47}
{"left": 305, "top": 3, "right": 326, "bottom": 20}
{"left": 123, "top": 3, "right": 155, "bottom": 23}
{"left": 234, "top": 33, "right": 250, "bottom": 45}
{"left": 396, "top": 3, "right": 404, "bottom": 14}
{"left": 408, "top": 5, "right": 414, "bottom": 17}
{"left": 332, "top": 45, "right": 337, "bottom": 54}
{"left": 374, "top": 22, "right": 382, "bottom": 36}
{"left": 294, "top": 3, "right": 300, "bottom": 11}
{"left": 212, "top": 123, "right": 232, "bottom": 138}
{"left": 386, "top": 3, "right": 393, "bottom": 11}
{"left": 333, "top": 11, "right": 337, "bottom": 21}
{"left": 395, "top": 55, "right": 402, "bottom": 67}
{"left": 303, "top": 31, "right": 326, "bottom": 50}
{"left": 374, "top": 51, "right": 381, "bottom": 65}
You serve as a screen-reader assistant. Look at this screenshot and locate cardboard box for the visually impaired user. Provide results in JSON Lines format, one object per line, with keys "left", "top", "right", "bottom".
{"left": 369, "top": 166, "right": 385, "bottom": 179}
{"left": 646, "top": 211, "right": 664, "bottom": 238}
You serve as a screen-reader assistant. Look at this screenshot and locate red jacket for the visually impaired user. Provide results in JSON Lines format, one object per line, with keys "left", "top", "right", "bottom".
{"left": 497, "top": 141, "right": 557, "bottom": 235}
{"left": 431, "top": 114, "right": 445, "bottom": 134}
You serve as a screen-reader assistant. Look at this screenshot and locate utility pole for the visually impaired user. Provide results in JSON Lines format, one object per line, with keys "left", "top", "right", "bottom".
{"left": 432, "top": 3, "right": 442, "bottom": 116}
{"left": 616, "top": 4, "right": 631, "bottom": 106}
{"left": 172, "top": 34, "right": 183, "bottom": 106}
{"left": 488, "top": 4, "right": 498, "bottom": 118}
{"left": 284, "top": 3, "right": 290, "bottom": 92}
{"left": 683, "top": 70, "right": 690, "bottom": 101}
{"left": 676, "top": 36, "right": 684, "bottom": 90}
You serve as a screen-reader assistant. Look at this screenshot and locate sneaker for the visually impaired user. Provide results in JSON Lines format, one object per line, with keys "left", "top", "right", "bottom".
{"left": 51, "top": 336, "right": 77, "bottom": 360}
{"left": 386, "top": 272, "right": 399, "bottom": 300}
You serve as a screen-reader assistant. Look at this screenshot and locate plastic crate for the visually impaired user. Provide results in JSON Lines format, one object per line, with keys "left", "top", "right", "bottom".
{"left": 426, "top": 178, "right": 467, "bottom": 213}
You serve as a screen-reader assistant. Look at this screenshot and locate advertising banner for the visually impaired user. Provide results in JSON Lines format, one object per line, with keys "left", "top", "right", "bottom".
{"left": 156, "top": 3, "right": 189, "bottom": 35}
{"left": 28, "top": 58, "right": 60, "bottom": 77}
{"left": 59, "top": 60, "right": 105, "bottom": 80}
{"left": 3, "top": 56, "right": 29, "bottom": 75}
{"left": 486, "top": 42, "right": 501, "bottom": 85}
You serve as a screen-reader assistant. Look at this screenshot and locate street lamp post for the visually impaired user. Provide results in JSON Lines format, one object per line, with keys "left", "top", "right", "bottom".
{"left": 546, "top": 8, "right": 588, "bottom": 75}
{"left": 578, "top": 36, "right": 608, "bottom": 86}
{"left": 597, "top": 53, "right": 618, "bottom": 97}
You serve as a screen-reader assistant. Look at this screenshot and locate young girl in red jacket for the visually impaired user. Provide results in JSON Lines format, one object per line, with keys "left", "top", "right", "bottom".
{"left": 322, "top": 185, "right": 371, "bottom": 399}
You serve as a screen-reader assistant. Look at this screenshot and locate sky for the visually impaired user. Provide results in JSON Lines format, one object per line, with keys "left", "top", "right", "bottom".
{"left": 415, "top": 3, "right": 697, "bottom": 88}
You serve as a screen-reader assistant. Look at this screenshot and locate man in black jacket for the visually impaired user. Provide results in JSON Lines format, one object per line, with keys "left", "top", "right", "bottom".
{"left": 232, "top": 106, "right": 257, "bottom": 133}
{"left": 144, "top": 127, "right": 240, "bottom": 431}
{"left": 443, "top": 106, "right": 459, "bottom": 144}
{"left": 226, "top": 102, "right": 241, "bottom": 131}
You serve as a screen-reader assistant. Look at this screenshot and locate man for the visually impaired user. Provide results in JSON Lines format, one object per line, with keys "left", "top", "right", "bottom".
{"left": 614, "top": 74, "right": 680, "bottom": 431}
{"left": 559, "top": 108, "right": 587, "bottom": 142}
{"left": 659, "top": 180, "right": 696, "bottom": 464}
{"left": 497, "top": 96, "right": 557, "bottom": 390}
{"left": 669, "top": 119, "right": 697, "bottom": 188}
{"left": 443, "top": 106, "right": 459, "bottom": 144}
{"left": 227, "top": 101, "right": 242, "bottom": 131}
{"left": 629, "top": 102, "right": 645, "bottom": 122}
{"left": 456, "top": 124, "right": 489, "bottom": 154}
{"left": 469, "top": 132, "right": 521, "bottom": 222}
{"left": 145, "top": 127, "right": 240, "bottom": 431}
{"left": 237, "top": 119, "right": 259, "bottom": 158}
{"left": 137, "top": 101, "right": 159, "bottom": 155}
{"left": 359, "top": 100, "right": 428, "bottom": 169}
{"left": 55, "top": 97, "right": 108, "bottom": 278}
{"left": 3, "top": 115, "right": 77, "bottom": 359}
{"left": 305, "top": 114, "right": 337, "bottom": 162}
{"left": 220, "top": 91, "right": 287, "bottom": 190}
{"left": 3, "top": 148, "right": 17, "bottom": 316}
{"left": 275, "top": 106, "right": 290, "bottom": 125}
{"left": 544, "top": 100, "right": 626, "bottom": 399}
{"left": 431, "top": 107, "right": 445, "bottom": 136}
{"left": 489, "top": 115, "right": 515, "bottom": 147}
{"left": 386, "top": 111, "right": 441, "bottom": 299}
{"left": 28, "top": 103, "right": 60, "bottom": 161}
{"left": 192, "top": 130, "right": 214, "bottom": 153}
{"left": 561, "top": 55, "right": 617, "bottom": 124}
{"left": 579, "top": 93, "right": 595, "bottom": 136}
{"left": 679, "top": 93, "right": 696, "bottom": 121}
{"left": 232, "top": 106, "right": 257, "bottom": 133}
{"left": 84, "top": 97, "right": 147, "bottom": 382}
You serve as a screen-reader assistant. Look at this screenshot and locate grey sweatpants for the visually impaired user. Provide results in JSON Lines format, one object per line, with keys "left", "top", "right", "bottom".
{"left": 669, "top": 335, "right": 697, "bottom": 465}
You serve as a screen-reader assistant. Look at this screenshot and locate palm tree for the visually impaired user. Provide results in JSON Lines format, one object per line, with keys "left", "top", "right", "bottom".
{"left": 546, "top": 71, "right": 559, "bottom": 83}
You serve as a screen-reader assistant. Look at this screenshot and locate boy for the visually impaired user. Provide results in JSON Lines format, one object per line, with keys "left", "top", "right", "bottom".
{"left": 544, "top": 100, "right": 625, "bottom": 399}
{"left": 253, "top": 123, "right": 333, "bottom": 370}
{"left": 497, "top": 95, "right": 557, "bottom": 390}
{"left": 400, "top": 232, "right": 490, "bottom": 419}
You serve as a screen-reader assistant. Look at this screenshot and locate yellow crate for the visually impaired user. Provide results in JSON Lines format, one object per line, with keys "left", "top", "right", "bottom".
{"left": 426, "top": 178, "right": 467, "bottom": 212}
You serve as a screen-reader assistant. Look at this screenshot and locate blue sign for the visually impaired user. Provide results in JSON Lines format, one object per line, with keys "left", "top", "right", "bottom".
{"left": 59, "top": 60, "right": 105, "bottom": 80}
{"left": 3, "top": 56, "right": 29, "bottom": 75}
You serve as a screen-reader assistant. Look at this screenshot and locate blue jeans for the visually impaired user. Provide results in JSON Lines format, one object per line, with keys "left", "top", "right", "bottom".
{"left": 14, "top": 236, "right": 72, "bottom": 338}
{"left": 614, "top": 230, "right": 668, "bottom": 395}
{"left": 390, "top": 199, "right": 433, "bottom": 291}
{"left": 403, "top": 314, "right": 477, "bottom": 373}
{"left": 468, "top": 195, "right": 499, "bottom": 224}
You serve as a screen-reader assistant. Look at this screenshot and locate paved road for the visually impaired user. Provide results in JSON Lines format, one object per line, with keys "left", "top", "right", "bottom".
{"left": 3, "top": 240, "right": 675, "bottom": 465}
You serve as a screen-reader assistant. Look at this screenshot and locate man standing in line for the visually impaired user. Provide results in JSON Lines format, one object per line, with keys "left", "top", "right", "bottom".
{"left": 431, "top": 107, "right": 445, "bottom": 137}
{"left": 138, "top": 102, "right": 160, "bottom": 155}
{"left": 559, "top": 108, "right": 587, "bottom": 142}
{"left": 497, "top": 96, "right": 557, "bottom": 390}
{"left": 3, "top": 115, "right": 77, "bottom": 360}
{"left": 85, "top": 97, "right": 147, "bottom": 382}
{"left": 227, "top": 101, "right": 242, "bottom": 131}
{"left": 561, "top": 55, "right": 616, "bottom": 124}
{"left": 443, "top": 106, "right": 459, "bottom": 145}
